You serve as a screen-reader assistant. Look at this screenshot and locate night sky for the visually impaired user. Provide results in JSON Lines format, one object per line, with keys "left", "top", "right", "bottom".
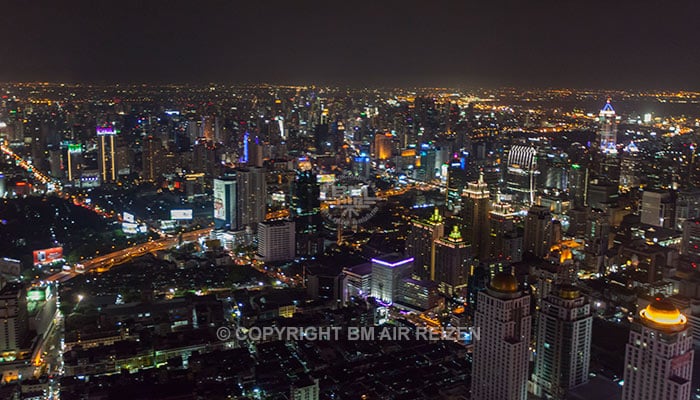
{"left": 2, "top": 0, "right": 700, "bottom": 89}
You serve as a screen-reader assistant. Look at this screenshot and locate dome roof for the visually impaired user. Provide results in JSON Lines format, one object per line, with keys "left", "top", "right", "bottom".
{"left": 490, "top": 272, "right": 519, "bottom": 293}
{"left": 558, "top": 285, "right": 580, "bottom": 300}
{"left": 640, "top": 298, "right": 687, "bottom": 331}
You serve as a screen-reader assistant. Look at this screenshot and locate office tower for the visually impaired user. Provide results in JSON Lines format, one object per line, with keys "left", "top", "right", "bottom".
{"left": 621, "top": 299, "right": 693, "bottom": 400}
{"left": 532, "top": 285, "right": 592, "bottom": 399}
{"left": 676, "top": 189, "right": 700, "bottom": 230}
{"left": 586, "top": 181, "right": 619, "bottom": 209}
{"left": 370, "top": 254, "right": 414, "bottom": 304}
{"left": 374, "top": 132, "right": 392, "bottom": 160}
{"left": 406, "top": 208, "right": 444, "bottom": 280}
{"left": 524, "top": 205, "right": 554, "bottom": 258}
{"left": 461, "top": 173, "right": 490, "bottom": 260}
{"left": 488, "top": 202, "right": 523, "bottom": 262}
{"left": 472, "top": 272, "right": 531, "bottom": 400}
{"left": 640, "top": 189, "right": 676, "bottom": 229}
{"left": 213, "top": 177, "right": 237, "bottom": 230}
{"left": 66, "top": 143, "right": 83, "bottom": 182}
{"left": 583, "top": 208, "right": 611, "bottom": 273}
{"left": 619, "top": 142, "right": 642, "bottom": 192}
{"left": 142, "top": 136, "right": 164, "bottom": 182}
{"left": 343, "top": 262, "right": 372, "bottom": 302}
{"left": 598, "top": 100, "right": 617, "bottom": 154}
{"left": 398, "top": 278, "right": 441, "bottom": 310}
{"left": 0, "top": 282, "right": 29, "bottom": 352}
{"left": 506, "top": 145, "right": 538, "bottom": 205}
{"left": 434, "top": 226, "right": 472, "bottom": 297}
{"left": 96, "top": 126, "right": 117, "bottom": 183}
{"left": 257, "top": 220, "right": 295, "bottom": 262}
{"left": 681, "top": 219, "right": 700, "bottom": 262}
{"left": 237, "top": 167, "right": 267, "bottom": 228}
{"left": 568, "top": 164, "right": 588, "bottom": 209}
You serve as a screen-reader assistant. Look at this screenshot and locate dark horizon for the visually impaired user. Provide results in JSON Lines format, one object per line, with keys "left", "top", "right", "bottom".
{"left": 2, "top": 0, "right": 700, "bottom": 90}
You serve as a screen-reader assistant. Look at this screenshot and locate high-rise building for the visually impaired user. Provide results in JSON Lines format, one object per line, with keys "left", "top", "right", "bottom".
{"left": 531, "top": 285, "right": 592, "bottom": 399}
{"left": 257, "top": 220, "right": 295, "bottom": 262}
{"left": 374, "top": 132, "right": 393, "bottom": 160}
{"left": 405, "top": 208, "right": 444, "bottom": 281}
{"left": 568, "top": 164, "right": 588, "bottom": 209}
{"left": 524, "top": 205, "right": 554, "bottom": 258}
{"left": 583, "top": 208, "right": 611, "bottom": 273}
{"left": 0, "top": 282, "right": 29, "bottom": 352}
{"left": 66, "top": 143, "right": 83, "bottom": 183}
{"left": 434, "top": 226, "right": 472, "bottom": 297}
{"left": 488, "top": 202, "right": 523, "bottom": 263}
{"left": 472, "top": 272, "right": 531, "bottom": 400}
{"left": 290, "top": 377, "right": 319, "bottom": 400}
{"left": 506, "top": 145, "right": 539, "bottom": 205}
{"left": 370, "top": 254, "right": 414, "bottom": 304}
{"left": 237, "top": 167, "right": 267, "bottom": 228}
{"left": 142, "top": 136, "right": 164, "bottom": 182}
{"left": 96, "top": 126, "right": 117, "bottom": 183}
{"left": 621, "top": 299, "right": 693, "bottom": 400}
{"left": 681, "top": 219, "right": 700, "bottom": 262}
{"left": 640, "top": 189, "right": 676, "bottom": 229}
{"left": 598, "top": 100, "right": 617, "bottom": 154}
{"left": 213, "top": 177, "right": 237, "bottom": 230}
{"left": 461, "top": 173, "right": 490, "bottom": 260}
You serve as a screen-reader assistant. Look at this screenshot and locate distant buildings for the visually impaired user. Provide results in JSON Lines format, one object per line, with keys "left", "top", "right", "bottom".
{"left": 622, "top": 299, "right": 693, "bottom": 400}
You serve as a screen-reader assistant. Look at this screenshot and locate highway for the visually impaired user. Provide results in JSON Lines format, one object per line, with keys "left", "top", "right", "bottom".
{"left": 45, "top": 228, "right": 212, "bottom": 282}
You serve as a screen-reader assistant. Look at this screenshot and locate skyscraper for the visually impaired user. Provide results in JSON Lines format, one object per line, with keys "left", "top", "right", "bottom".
{"left": 621, "top": 298, "right": 693, "bottom": 400}
{"left": 406, "top": 208, "right": 444, "bottom": 281}
{"left": 96, "top": 126, "right": 117, "bottom": 183}
{"left": 506, "top": 145, "right": 538, "bottom": 205}
{"left": 524, "top": 204, "right": 554, "bottom": 258}
{"left": 472, "top": 272, "right": 531, "bottom": 400}
{"left": 213, "top": 177, "right": 237, "bottom": 230}
{"left": 237, "top": 167, "right": 267, "bottom": 228}
{"left": 598, "top": 100, "right": 617, "bottom": 154}
{"left": 532, "top": 285, "right": 592, "bottom": 399}
{"left": 461, "top": 172, "right": 490, "bottom": 260}
{"left": 640, "top": 189, "right": 676, "bottom": 229}
{"left": 142, "top": 136, "right": 164, "bottom": 182}
{"left": 434, "top": 225, "right": 472, "bottom": 297}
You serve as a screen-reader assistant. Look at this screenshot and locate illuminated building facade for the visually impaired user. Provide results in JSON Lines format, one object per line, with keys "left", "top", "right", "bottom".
{"left": 461, "top": 173, "right": 490, "bottom": 260}
{"left": 370, "top": 254, "right": 414, "bottom": 304}
{"left": 434, "top": 226, "right": 472, "bottom": 297}
{"left": 472, "top": 272, "right": 531, "bottom": 400}
{"left": 621, "top": 299, "right": 693, "bottom": 400}
{"left": 598, "top": 100, "right": 617, "bottom": 154}
{"left": 96, "top": 126, "right": 117, "bottom": 183}
{"left": 506, "top": 145, "right": 538, "bottom": 205}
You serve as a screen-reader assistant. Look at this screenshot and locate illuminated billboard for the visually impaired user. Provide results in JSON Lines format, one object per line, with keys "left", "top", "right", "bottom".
{"left": 122, "top": 222, "right": 138, "bottom": 235}
{"left": 68, "top": 144, "right": 82, "bottom": 153}
{"left": 316, "top": 174, "right": 336, "bottom": 183}
{"left": 123, "top": 212, "right": 135, "bottom": 223}
{"left": 33, "top": 247, "right": 64, "bottom": 266}
{"left": 170, "top": 209, "right": 193, "bottom": 220}
{"left": 27, "top": 287, "right": 49, "bottom": 302}
{"left": 213, "top": 179, "right": 228, "bottom": 222}
{"left": 96, "top": 126, "right": 117, "bottom": 135}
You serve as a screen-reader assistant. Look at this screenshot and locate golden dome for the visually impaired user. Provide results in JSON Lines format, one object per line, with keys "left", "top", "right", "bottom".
{"left": 558, "top": 285, "right": 580, "bottom": 299}
{"left": 490, "top": 272, "right": 519, "bottom": 293}
{"left": 640, "top": 299, "right": 687, "bottom": 329}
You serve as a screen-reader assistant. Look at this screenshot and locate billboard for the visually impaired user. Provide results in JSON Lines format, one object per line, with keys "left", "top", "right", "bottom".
{"left": 27, "top": 287, "right": 49, "bottom": 302}
{"left": 96, "top": 126, "right": 117, "bottom": 135}
{"left": 68, "top": 144, "right": 82, "bottom": 153}
{"left": 213, "top": 179, "right": 227, "bottom": 221}
{"left": 170, "top": 209, "right": 193, "bottom": 220}
{"left": 317, "top": 174, "right": 336, "bottom": 183}
{"left": 122, "top": 222, "right": 138, "bottom": 235}
{"left": 123, "top": 212, "right": 135, "bottom": 223}
{"left": 33, "top": 247, "right": 64, "bottom": 266}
